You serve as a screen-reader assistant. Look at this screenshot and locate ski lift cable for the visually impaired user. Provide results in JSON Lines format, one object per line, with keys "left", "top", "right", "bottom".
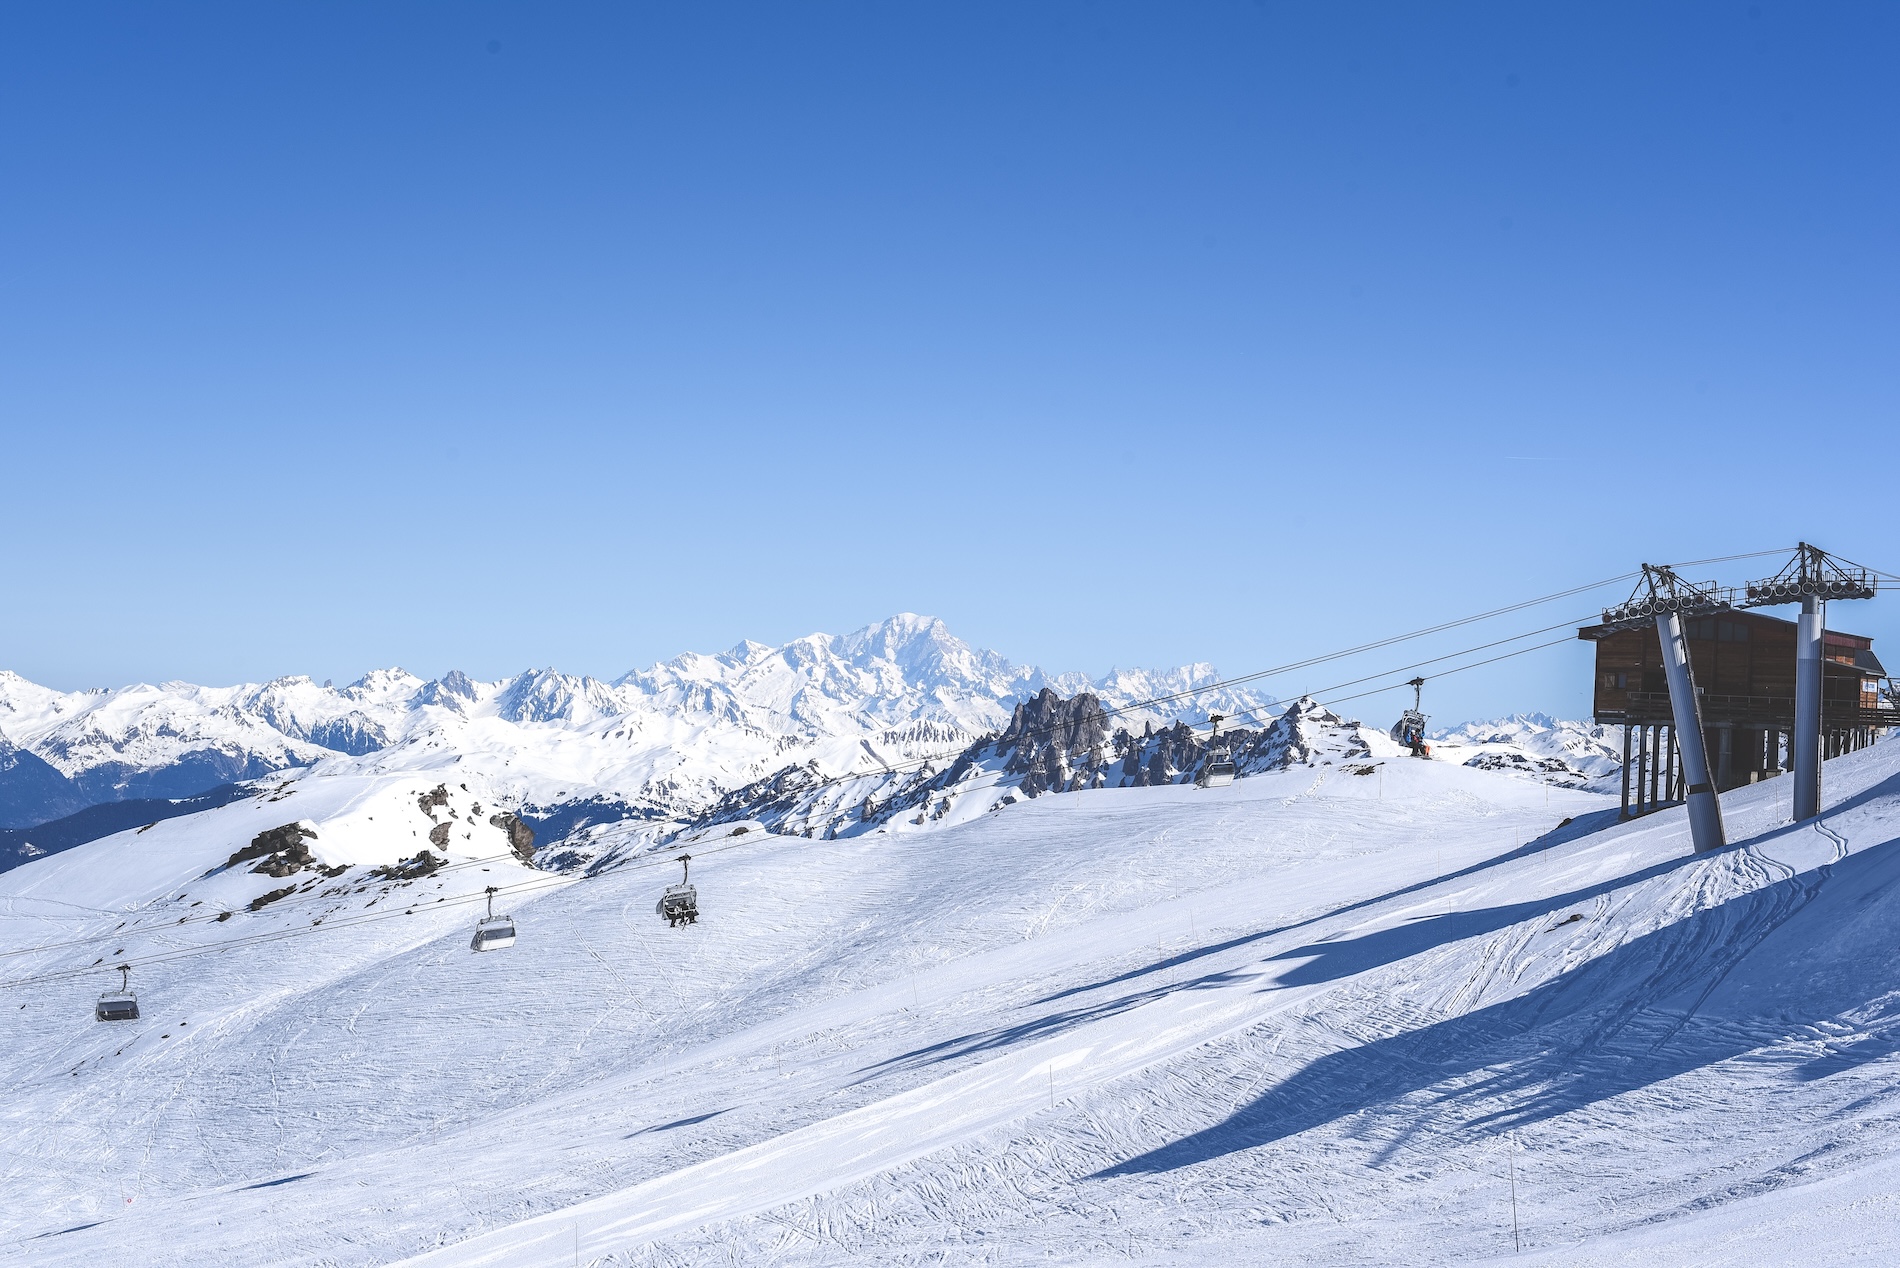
{"left": 689, "top": 598, "right": 1625, "bottom": 810}
{"left": 0, "top": 835, "right": 595, "bottom": 967}
{"left": 1314, "top": 636, "right": 1583, "bottom": 710}
{"left": 3, "top": 609, "right": 1612, "bottom": 980}
{"left": 4, "top": 830, "right": 783, "bottom": 989}
{"left": 0, "top": 612, "right": 1718, "bottom": 992}
{"left": 0, "top": 872, "right": 582, "bottom": 990}
{"left": 1665, "top": 547, "right": 1796, "bottom": 568}
{"left": 0, "top": 575, "right": 1658, "bottom": 972}
{"left": 666, "top": 579, "right": 1650, "bottom": 810}
{"left": 1180, "top": 615, "right": 1600, "bottom": 736}
{"left": 1819, "top": 552, "right": 1900, "bottom": 583}
{"left": 0, "top": 626, "right": 1597, "bottom": 990}
{"left": 0, "top": 830, "right": 751, "bottom": 980}
{"left": 0, "top": 560, "right": 1800, "bottom": 990}
{"left": 878, "top": 549, "right": 1782, "bottom": 764}
{"left": 0, "top": 800, "right": 757, "bottom": 968}
{"left": 1181, "top": 633, "right": 1590, "bottom": 733}
{"left": 0, "top": 845, "right": 546, "bottom": 962}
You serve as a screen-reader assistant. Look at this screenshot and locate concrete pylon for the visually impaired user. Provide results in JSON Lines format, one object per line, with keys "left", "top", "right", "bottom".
{"left": 1656, "top": 611, "right": 1727, "bottom": 852}
{"left": 1793, "top": 595, "right": 1826, "bottom": 820}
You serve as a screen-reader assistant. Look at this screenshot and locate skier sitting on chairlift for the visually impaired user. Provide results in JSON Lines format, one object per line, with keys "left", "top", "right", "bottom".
{"left": 1390, "top": 677, "right": 1432, "bottom": 759}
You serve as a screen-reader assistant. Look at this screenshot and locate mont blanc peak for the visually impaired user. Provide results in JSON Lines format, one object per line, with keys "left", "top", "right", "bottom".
{"left": 0, "top": 618, "right": 1280, "bottom": 858}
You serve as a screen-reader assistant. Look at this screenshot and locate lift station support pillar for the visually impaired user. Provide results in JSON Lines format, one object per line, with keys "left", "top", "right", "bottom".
{"left": 1793, "top": 594, "right": 1826, "bottom": 821}
{"left": 1656, "top": 611, "right": 1727, "bottom": 852}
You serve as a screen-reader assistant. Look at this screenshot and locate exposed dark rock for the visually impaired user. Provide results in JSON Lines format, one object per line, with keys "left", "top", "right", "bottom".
{"left": 418, "top": 785, "right": 449, "bottom": 817}
{"left": 249, "top": 886, "right": 296, "bottom": 911}
{"left": 1463, "top": 750, "right": 1586, "bottom": 786}
{"left": 226, "top": 822, "right": 319, "bottom": 877}
{"left": 998, "top": 689, "right": 1110, "bottom": 767}
{"left": 488, "top": 812, "right": 535, "bottom": 862}
{"left": 427, "top": 822, "right": 451, "bottom": 849}
{"left": 371, "top": 850, "right": 442, "bottom": 881}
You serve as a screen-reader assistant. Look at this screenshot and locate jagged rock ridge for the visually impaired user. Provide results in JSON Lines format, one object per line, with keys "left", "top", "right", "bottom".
{"left": 0, "top": 618, "right": 1278, "bottom": 856}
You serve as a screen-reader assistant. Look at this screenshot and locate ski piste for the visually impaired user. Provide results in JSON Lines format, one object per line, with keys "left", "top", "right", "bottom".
{"left": 6, "top": 725, "right": 1900, "bottom": 1265}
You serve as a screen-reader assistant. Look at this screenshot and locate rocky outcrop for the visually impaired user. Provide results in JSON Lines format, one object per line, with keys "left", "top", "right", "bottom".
{"left": 1462, "top": 751, "right": 1588, "bottom": 786}
{"left": 439, "top": 669, "right": 476, "bottom": 701}
{"left": 996, "top": 690, "right": 1112, "bottom": 798}
{"left": 863, "top": 694, "right": 1374, "bottom": 829}
{"left": 1228, "top": 696, "right": 1370, "bottom": 770}
{"left": 371, "top": 850, "right": 442, "bottom": 881}
{"left": 488, "top": 812, "right": 535, "bottom": 862}
{"left": 225, "top": 822, "right": 320, "bottom": 877}
{"left": 998, "top": 689, "right": 1110, "bottom": 761}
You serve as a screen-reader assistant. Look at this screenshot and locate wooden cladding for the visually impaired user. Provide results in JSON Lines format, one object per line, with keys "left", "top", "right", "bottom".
{"left": 1580, "top": 609, "right": 1880, "bottom": 726}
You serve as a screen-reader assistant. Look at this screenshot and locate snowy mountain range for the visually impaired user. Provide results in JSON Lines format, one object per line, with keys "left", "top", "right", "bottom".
{"left": 1429, "top": 712, "right": 1625, "bottom": 788}
{"left": 0, "top": 615, "right": 1279, "bottom": 842}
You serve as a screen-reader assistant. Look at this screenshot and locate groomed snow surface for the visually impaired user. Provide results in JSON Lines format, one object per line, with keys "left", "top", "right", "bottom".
{"left": 7, "top": 740, "right": 1900, "bottom": 1265}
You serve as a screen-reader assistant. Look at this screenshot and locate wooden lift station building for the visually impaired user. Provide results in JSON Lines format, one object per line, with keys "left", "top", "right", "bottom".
{"left": 1578, "top": 609, "right": 1890, "bottom": 818}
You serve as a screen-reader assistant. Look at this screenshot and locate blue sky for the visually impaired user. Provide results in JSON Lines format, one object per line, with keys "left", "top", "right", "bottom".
{"left": 2, "top": 2, "right": 1895, "bottom": 723}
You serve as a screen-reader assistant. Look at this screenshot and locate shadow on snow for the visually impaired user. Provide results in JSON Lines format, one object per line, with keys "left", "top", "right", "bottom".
{"left": 1032, "top": 808, "right": 1627, "bottom": 1007}
{"left": 1096, "top": 823, "right": 1900, "bottom": 1177}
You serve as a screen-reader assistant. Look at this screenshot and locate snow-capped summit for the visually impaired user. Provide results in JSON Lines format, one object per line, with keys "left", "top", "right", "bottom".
{"left": 0, "top": 617, "right": 1278, "bottom": 845}
{"left": 495, "top": 668, "right": 623, "bottom": 725}
{"left": 616, "top": 614, "right": 1048, "bottom": 737}
{"left": 1430, "top": 713, "right": 1624, "bottom": 786}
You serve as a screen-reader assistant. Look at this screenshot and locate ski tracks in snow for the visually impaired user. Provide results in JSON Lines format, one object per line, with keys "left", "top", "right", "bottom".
{"left": 18, "top": 750, "right": 1900, "bottom": 1266}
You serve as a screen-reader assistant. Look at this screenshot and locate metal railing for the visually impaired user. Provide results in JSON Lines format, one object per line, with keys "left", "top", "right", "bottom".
{"left": 1613, "top": 690, "right": 1897, "bottom": 727}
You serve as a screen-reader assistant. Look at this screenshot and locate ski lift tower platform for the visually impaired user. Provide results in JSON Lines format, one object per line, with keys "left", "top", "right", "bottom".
{"left": 1578, "top": 573, "right": 1891, "bottom": 821}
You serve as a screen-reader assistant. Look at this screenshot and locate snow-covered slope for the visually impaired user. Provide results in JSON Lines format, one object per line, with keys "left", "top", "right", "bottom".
{"left": 7, "top": 726, "right": 1900, "bottom": 1266}
{"left": 0, "top": 617, "right": 1277, "bottom": 837}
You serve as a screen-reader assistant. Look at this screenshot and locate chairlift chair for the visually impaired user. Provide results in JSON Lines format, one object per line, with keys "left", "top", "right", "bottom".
{"left": 1198, "top": 715, "right": 1238, "bottom": 789}
{"left": 657, "top": 854, "right": 699, "bottom": 927}
{"left": 470, "top": 886, "right": 516, "bottom": 952}
{"left": 96, "top": 964, "right": 139, "bottom": 1022}
{"left": 1390, "top": 677, "right": 1431, "bottom": 758}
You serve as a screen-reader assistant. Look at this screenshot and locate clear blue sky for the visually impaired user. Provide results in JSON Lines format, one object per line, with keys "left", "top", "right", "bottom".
{"left": 2, "top": 2, "right": 1895, "bottom": 724}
